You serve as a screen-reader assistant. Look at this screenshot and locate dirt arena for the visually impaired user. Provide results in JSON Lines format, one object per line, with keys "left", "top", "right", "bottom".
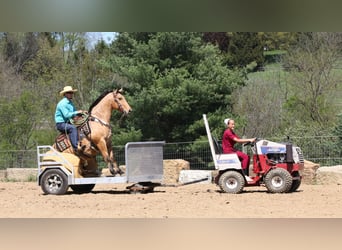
{"left": 0, "top": 181, "right": 341, "bottom": 218}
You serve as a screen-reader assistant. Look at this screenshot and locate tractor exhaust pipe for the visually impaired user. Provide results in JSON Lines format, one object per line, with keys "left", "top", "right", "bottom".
{"left": 286, "top": 143, "right": 294, "bottom": 163}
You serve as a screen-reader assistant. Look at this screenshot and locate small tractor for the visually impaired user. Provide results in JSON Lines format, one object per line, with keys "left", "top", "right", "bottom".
{"left": 203, "top": 114, "right": 304, "bottom": 194}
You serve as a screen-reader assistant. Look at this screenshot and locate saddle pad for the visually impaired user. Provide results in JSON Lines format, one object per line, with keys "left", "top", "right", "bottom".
{"left": 55, "top": 133, "right": 71, "bottom": 152}
{"left": 78, "top": 121, "right": 91, "bottom": 137}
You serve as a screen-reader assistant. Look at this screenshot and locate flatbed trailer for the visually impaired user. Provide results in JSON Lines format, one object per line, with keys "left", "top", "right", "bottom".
{"left": 37, "top": 141, "right": 165, "bottom": 195}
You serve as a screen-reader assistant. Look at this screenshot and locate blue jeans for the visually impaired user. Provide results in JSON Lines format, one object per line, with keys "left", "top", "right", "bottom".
{"left": 56, "top": 122, "right": 78, "bottom": 150}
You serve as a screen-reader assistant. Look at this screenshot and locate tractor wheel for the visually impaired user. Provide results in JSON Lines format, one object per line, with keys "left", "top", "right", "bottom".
{"left": 264, "top": 168, "right": 293, "bottom": 193}
{"left": 70, "top": 184, "right": 95, "bottom": 194}
{"left": 40, "top": 169, "right": 69, "bottom": 195}
{"left": 218, "top": 171, "right": 245, "bottom": 194}
{"left": 289, "top": 171, "right": 301, "bottom": 192}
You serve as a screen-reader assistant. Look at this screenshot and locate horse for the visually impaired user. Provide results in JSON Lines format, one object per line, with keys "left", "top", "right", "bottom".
{"left": 53, "top": 88, "right": 132, "bottom": 176}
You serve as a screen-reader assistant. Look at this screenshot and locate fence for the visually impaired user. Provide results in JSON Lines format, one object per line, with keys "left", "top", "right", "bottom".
{"left": 1, "top": 136, "right": 342, "bottom": 170}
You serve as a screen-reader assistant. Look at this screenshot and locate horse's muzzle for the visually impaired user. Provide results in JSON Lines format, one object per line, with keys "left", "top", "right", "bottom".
{"left": 124, "top": 108, "right": 132, "bottom": 115}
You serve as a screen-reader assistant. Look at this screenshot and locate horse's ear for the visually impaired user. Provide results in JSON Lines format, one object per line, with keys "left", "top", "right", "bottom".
{"left": 114, "top": 88, "right": 123, "bottom": 94}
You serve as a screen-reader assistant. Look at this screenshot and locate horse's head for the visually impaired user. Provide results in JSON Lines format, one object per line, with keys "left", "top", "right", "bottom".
{"left": 112, "top": 88, "right": 132, "bottom": 115}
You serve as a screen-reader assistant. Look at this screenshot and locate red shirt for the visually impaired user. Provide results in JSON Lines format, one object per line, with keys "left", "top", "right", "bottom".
{"left": 222, "top": 128, "right": 239, "bottom": 153}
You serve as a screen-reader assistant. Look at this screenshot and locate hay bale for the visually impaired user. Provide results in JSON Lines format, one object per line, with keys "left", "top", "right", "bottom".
{"left": 301, "top": 160, "right": 320, "bottom": 184}
{"left": 178, "top": 170, "right": 212, "bottom": 184}
{"left": 163, "top": 159, "right": 190, "bottom": 184}
{"left": 315, "top": 165, "right": 342, "bottom": 185}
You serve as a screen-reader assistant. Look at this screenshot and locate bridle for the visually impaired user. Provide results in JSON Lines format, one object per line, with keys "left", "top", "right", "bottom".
{"left": 89, "top": 90, "right": 129, "bottom": 128}
{"left": 113, "top": 91, "right": 124, "bottom": 113}
{"left": 113, "top": 90, "right": 131, "bottom": 123}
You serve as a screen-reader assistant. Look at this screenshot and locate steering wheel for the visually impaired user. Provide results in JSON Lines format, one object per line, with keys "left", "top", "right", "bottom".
{"left": 243, "top": 138, "right": 259, "bottom": 147}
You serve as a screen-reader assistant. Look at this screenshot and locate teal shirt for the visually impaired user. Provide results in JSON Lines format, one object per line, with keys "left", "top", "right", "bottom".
{"left": 55, "top": 97, "right": 78, "bottom": 123}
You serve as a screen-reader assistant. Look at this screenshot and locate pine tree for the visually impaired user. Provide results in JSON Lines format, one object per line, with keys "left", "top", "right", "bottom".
{"left": 227, "top": 32, "right": 264, "bottom": 70}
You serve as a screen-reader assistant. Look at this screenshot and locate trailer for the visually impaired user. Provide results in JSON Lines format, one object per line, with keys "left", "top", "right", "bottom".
{"left": 37, "top": 141, "right": 165, "bottom": 195}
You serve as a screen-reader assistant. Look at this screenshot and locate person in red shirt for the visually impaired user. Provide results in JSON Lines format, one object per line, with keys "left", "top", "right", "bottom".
{"left": 222, "top": 118, "right": 256, "bottom": 176}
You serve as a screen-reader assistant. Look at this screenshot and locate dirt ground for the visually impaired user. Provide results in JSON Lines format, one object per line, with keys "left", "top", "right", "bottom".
{"left": 0, "top": 181, "right": 341, "bottom": 218}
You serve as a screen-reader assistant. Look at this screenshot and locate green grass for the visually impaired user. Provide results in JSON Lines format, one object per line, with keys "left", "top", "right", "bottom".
{"left": 263, "top": 50, "right": 287, "bottom": 56}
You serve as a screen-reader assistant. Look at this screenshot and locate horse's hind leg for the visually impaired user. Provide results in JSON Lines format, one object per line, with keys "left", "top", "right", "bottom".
{"left": 96, "top": 139, "right": 123, "bottom": 175}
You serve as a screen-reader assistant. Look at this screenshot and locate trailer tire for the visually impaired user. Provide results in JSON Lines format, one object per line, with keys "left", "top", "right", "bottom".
{"left": 40, "top": 169, "right": 69, "bottom": 195}
{"left": 264, "top": 168, "right": 293, "bottom": 193}
{"left": 218, "top": 171, "right": 245, "bottom": 194}
{"left": 70, "top": 184, "right": 95, "bottom": 194}
{"left": 289, "top": 171, "right": 301, "bottom": 192}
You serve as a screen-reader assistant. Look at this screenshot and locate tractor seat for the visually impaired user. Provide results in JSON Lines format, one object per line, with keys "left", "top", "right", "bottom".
{"left": 212, "top": 135, "right": 222, "bottom": 154}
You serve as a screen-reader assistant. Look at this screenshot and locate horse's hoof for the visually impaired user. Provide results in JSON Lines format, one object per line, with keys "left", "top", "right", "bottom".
{"left": 109, "top": 167, "right": 124, "bottom": 176}
{"left": 116, "top": 167, "right": 125, "bottom": 175}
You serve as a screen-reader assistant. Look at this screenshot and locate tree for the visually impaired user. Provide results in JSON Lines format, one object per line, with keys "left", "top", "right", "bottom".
{"left": 282, "top": 32, "right": 342, "bottom": 128}
{"left": 0, "top": 32, "right": 105, "bottom": 149}
{"left": 98, "top": 32, "right": 246, "bottom": 142}
{"left": 232, "top": 76, "right": 286, "bottom": 137}
{"left": 202, "top": 32, "right": 230, "bottom": 52}
{"left": 2, "top": 32, "right": 40, "bottom": 75}
{"left": 0, "top": 91, "right": 42, "bottom": 150}
{"left": 227, "top": 32, "right": 264, "bottom": 70}
{"left": 259, "top": 32, "right": 298, "bottom": 51}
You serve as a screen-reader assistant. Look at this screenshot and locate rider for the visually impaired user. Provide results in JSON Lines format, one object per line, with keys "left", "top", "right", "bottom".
{"left": 222, "top": 118, "right": 256, "bottom": 176}
{"left": 55, "top": 86, "right": 84, "bottom": 155}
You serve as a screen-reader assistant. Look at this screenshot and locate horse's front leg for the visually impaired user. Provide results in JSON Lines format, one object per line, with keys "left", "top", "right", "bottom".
{"left": 96, "top": 139, "right": 123, "bottom": 175}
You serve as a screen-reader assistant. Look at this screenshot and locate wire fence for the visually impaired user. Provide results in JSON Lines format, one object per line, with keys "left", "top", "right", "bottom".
{"left": 0, "top": 136, "right": 342, "bottom": 170}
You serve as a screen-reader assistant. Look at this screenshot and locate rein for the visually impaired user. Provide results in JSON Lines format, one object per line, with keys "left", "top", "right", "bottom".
{"left": 70, "top": 112, "right": 89, "bottom": 126}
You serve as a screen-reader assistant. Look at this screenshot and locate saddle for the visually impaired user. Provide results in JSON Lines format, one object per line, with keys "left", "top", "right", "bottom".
{"left": 54, "top": 113, "right": 91, "bottom": 152}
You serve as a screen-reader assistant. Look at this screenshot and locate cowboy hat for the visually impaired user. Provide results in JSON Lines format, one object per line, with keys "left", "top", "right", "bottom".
{"left": 59, "top": 86, "right": 78, "bottom": 96}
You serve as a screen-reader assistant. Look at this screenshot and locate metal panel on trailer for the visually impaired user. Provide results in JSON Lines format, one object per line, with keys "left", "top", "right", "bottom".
{"left": 73, "top": 176, "right": 127, "bottom": 184}
{"left": 125, "top": 141, "right": 165, "bottom": 183}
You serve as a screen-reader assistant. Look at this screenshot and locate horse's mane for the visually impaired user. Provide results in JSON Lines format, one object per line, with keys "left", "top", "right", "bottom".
{"left": 88, "top": 90, "right": 112, "bottom": 113}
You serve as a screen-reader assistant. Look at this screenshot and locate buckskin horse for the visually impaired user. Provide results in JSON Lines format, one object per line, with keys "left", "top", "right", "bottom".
{"left": 53, "top": 89, "right": 132, "bottom": 175}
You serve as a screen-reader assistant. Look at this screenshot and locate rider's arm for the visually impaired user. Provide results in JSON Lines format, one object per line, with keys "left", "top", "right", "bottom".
{"left": 233, "top": 137, "right": 256, "bottom": 144}
{"left": 57, "top": 98, "right": 78, "bottom": 121}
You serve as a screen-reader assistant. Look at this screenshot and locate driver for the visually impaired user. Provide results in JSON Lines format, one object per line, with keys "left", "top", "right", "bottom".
{"left": 222, "top": 118, "right": 256, "bottom": 176}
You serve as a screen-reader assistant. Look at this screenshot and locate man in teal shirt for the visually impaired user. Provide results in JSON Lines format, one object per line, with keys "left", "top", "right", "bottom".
{"left": 55, "top": 86, "right": 83, "bottom": 154}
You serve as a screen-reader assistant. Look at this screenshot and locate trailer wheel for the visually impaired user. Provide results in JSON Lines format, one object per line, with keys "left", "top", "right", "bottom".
{"left": 40, "top": 169, "right": 69, "bottom": 195}
{"left": 70, "top": 184, "right": 95, "bottom": 194}
{"left": 289, "top": 171, "right": 301, "bottom": 192}
{"left": 264, "top": 168, "right": 293, "bottom": 193}
{"left": 218, "top": 171, "right": 245, "bottom": 194}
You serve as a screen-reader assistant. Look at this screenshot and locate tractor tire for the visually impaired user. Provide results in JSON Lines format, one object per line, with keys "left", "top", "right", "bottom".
{"left": 289, "top": 171, "right": 301, "bottom": 192}
{"left": 264, "top": 168, "right": 293, "bottom": 193}
{"left": 70, "top": 184, "right": 95, "bottom": 194}
{"left": 218, "top": 171, "right": 245, "bottom": 194}
{"left": 40, "top": 169, "right": 69, "bottom": 195}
